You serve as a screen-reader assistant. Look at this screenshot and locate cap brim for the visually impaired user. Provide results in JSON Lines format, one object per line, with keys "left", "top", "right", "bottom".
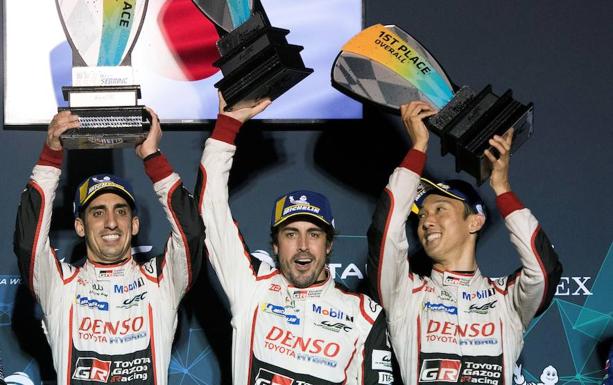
{"left": 272, "top": 212, "right": 332, "bottom": 229}
{"left": 80, "top": 187, "right": 136, "bottom": 213}
{"left": 411, "top": 178, "right": 466, "bottom": 215}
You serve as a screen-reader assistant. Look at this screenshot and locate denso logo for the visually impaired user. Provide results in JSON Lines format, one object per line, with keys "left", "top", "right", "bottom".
{"left": 114, "top": 278, "right": 144, "bottom": 294}
{"left": 462, "top": 288, "right": 495, "bottom": 301}
{"left": 427, "top": 320, "right": 495, "bottom": 338}
{"left": 79, "top": 316, "right": 145, "bottom": 336}
{"left": 72, "top": 357, "right": 111, "bottom": 383}
{"left": 312, "top": 304, "right": 354, "bottom": 322}
{"left": 419, "top": 359, "right": 461, "bottom": 382}
{"left": 265, "top": 326, "right": 340, "bottom": 358}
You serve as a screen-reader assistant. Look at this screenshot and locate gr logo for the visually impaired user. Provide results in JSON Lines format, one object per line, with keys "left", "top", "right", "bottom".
{"left": 419, "top": 359, "right": 461, "bottom": 382}
{"left": 254, "top": 368, "right": 294, "bottom": 385}
{"left": 72, "top": 357, "right": 111, "bottom": 382}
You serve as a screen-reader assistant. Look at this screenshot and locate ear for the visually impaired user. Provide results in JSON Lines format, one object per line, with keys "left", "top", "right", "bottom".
{"left": 468, "top": 214, "right": 486, "bottom": 234}
{"left": 131, "top": 216, "right": 140, "bottom": 236}
{"left": 74, "top": 218, "right": 85, "bottom": 238}
{"left": 326, "top": 240, "right": 333, "bottom": 256}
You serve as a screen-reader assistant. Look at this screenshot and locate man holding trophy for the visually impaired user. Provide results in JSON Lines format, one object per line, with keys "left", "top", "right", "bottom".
{"left": 366, "top": 100, "right": 563, "bottom": 385}
{"left": 195, "top": 95, "right": 395, "bottom": 385}
{"left": 13, "top": 109, "right": 205, "bottom": 385}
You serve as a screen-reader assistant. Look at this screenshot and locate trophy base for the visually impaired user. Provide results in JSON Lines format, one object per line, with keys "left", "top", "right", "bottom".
{"left": 58, "top": 106, "right": 149, "bottom": 149}
{"left": 427, "top": 86, "right": 534, "bottom": 185}
{"left": 213, "top": 12, "right": 313, "bottom": 110}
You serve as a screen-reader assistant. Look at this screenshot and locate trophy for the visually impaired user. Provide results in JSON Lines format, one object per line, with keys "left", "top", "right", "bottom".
{"left": 192, "top": 0, "right": 313, "bottom": 110}
{"left": 56, "top": 0, "right": 150, "bottom": 149}
{"left": 332, "top": 24, "right": 534, "bottom": 184}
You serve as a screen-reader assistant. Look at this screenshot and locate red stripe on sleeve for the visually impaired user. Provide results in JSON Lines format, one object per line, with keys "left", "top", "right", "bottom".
{"left": 38, "top": 144, "right": 63, "bottom": 168}
{"left": 496, "top": 192, "right": 524, "bottom": 218}
{"left": 166, "top": 180, "right": 192, "bottom": 289}
{"left": 377, "top": 189, "right": 395, "bottom": 308}
{"left": 211, "top": 114, "right": 242, "bottom": 144}
{"left": 144, "top": 152, "right": 174, "bottom": 183}
{"left": 400, "top": 149, "right": 426, "bottom": 175}
{"left": 530, "top": 225, "right": 550, "bottom": 311}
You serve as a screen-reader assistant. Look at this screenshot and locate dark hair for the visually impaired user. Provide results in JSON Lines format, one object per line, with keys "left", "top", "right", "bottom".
{"left": 270, "top": 217, "right": 335, "bottom": 246}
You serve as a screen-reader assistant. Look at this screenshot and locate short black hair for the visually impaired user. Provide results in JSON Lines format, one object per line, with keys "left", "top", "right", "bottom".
{"left": 270, "top": 215, "right": 335, "bottom": 246}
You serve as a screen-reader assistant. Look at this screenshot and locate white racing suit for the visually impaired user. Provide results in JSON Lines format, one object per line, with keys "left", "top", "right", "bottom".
{"left": 367, "top": 150, "right": 562, "bottom": 385}
{"left": 197, "top": 115, "right": 395, "bottom": 385}
{"left": 14, "top": 146, "right": 205, "bottom": 385}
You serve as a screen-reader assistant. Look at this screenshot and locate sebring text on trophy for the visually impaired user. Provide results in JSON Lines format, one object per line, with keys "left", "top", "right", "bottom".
{"left": 332, "top": 24, "right": 534, "bottom": 184}
{"left": 192, "top": 0, "right": 313, "bottom": 110}
{"left": 56, "top": 0, "right": 150, "bottom": 149}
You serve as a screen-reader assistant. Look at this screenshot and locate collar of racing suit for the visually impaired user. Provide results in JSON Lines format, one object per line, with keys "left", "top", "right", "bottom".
{"left": 431, "top": 267, "right": 483, "bottom": 288}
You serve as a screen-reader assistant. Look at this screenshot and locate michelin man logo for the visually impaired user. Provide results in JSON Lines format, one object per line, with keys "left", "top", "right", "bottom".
{"left": 289, "top": 195, "right": 309, "bottom": 205}
{"left": 92, "top": 176, "right": 112, "bottom": 183}
{"left": 513, "top": 364, "right": 558, "bottom": 385}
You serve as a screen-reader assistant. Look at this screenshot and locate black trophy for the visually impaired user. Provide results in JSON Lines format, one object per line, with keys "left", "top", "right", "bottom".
{"left": 331, "top": 24, "right": 533, "bottom": 184}
{"left": 192, "top": 0, "right": 313, "bottom": 110}
{"left": 56, "top": 0, "right": 150, "bottom": 149}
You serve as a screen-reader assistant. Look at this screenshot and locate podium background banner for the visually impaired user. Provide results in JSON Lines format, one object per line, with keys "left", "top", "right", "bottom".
{"left": 1, "top": 0, "right": 613, "bottom": 384}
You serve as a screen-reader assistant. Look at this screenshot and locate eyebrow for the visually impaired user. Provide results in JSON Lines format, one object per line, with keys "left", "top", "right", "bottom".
{"left": 87, "top": 203, "right": 130, "bottom": 212}
{"left": 280, "top": 226, "right": 323, "bottom": 232}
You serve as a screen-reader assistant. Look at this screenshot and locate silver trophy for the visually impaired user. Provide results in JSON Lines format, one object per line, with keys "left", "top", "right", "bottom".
{"left": 56, "top": 0, "right": 150, "bottom": 149}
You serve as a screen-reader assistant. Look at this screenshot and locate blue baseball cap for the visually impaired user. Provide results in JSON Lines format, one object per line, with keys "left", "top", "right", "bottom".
{"left": 73, "top": 174, "right": 136, "bottom": 218}
{"left": 411, "top": 178, "right": 486, "bottom": 218}
{"left": 271, "top": 190, "right": 335, "bottom": 229}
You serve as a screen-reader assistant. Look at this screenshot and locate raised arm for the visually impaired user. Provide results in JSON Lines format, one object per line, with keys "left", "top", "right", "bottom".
{"left": 13, "top": 111, "right": 80, "bottom": 308}
{"left": 367, "top": 101, "right": 435, "bottom": 317}
{"left": 137, "top": 108, "right": 205, "bottom": 303}
{"left": 485, "top": 131, "right": 563, "bottom": 328}
{"left": 195, "top": 95, "right": 270, "bottom": 307}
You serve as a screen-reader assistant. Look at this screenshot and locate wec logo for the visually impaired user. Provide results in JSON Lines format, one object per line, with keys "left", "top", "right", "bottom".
{"left": 419, "top": 359, "right": 461, "bottom": 382}
{"left": 72, "top": 357, "right": 111, "bottom": 382}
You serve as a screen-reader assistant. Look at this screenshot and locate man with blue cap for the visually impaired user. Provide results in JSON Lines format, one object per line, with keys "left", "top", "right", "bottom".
{"left": 195, "top": 95, "right": 394, "bottom": 385}
{"left": 14, "top": 109, "right": 205, "bottom": 385}
{"left": 367, "top": 100, "right": 563, "bottom": 385}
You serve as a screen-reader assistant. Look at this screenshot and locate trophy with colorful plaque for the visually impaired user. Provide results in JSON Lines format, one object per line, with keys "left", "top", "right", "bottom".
{"left": 332, "top": 24, "right": 533, "bottom": 184}
{"left": 56, "top": 0, "right": 150, "bottom": 149}
{"left": 192, "top": 0, "right": 313, "bottom": 110}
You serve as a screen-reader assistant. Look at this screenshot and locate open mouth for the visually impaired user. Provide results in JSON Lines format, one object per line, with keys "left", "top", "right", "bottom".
{"left": 293, "top": 254, "right": 314, "bottom": 271}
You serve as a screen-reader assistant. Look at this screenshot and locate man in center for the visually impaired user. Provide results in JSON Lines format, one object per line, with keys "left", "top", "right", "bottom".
{"left": 196, "top": 96, "right": 394, "bottom": 385}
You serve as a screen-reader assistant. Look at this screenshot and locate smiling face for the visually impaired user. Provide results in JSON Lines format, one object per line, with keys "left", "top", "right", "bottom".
{"left": 273, "top": 219, "right": 332, "bottom": 288}
{"left": 417, "top": 194, "right": 484, "bottom": 267}
{"left": 74, "top": 192, "right": 139, "bottom": 264}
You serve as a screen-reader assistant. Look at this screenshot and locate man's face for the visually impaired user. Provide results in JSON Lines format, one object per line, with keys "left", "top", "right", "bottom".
{"left": 74, "top": 192, "right": 139, "bottom": 264}
{"left": 417, "top": 194, "right": 482, "bottom": 262}
{"left": 273, "top": 220, "right": 332, "bottom": 288}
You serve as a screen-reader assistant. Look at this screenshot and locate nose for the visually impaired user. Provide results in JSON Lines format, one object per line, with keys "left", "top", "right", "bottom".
{"left": 297, "top": 234, "right": 309, "bottom": 252}
{"left": 420, "top": 213, "right": 435, "bottom": 230}
{"left": 105, "top": 212, "right": 118, "bottom": 229}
